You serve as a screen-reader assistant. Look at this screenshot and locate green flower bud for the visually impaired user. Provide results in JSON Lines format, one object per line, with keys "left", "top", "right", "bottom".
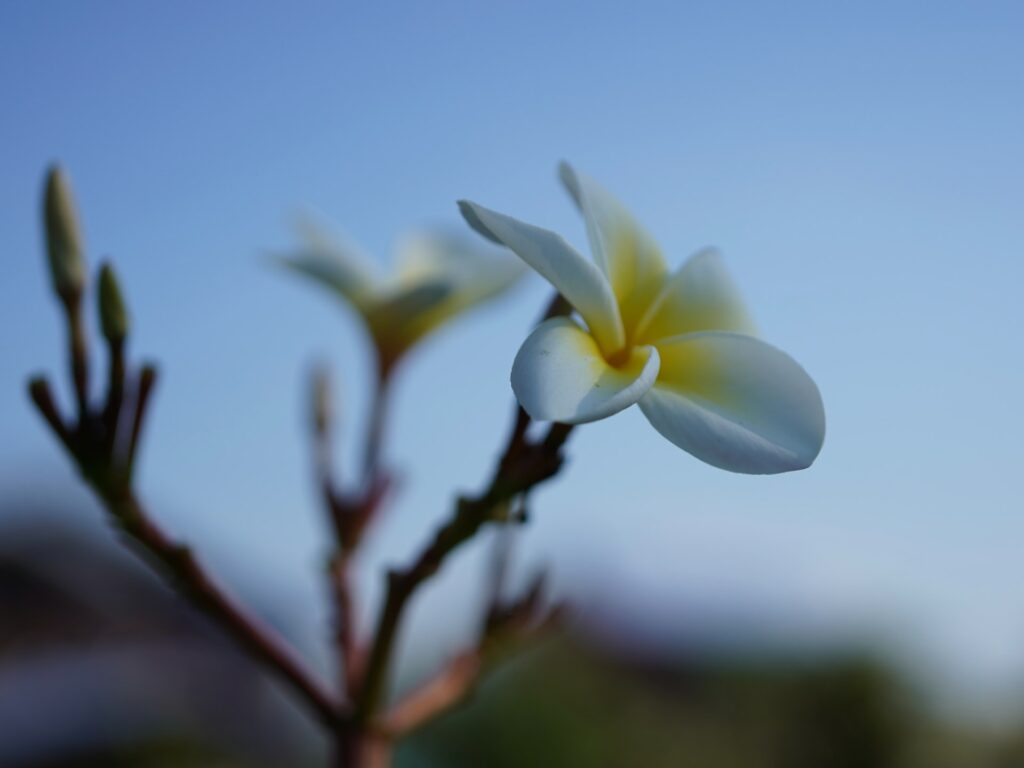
{"left": 43, "top": 165, "right": 86, "bottom": 302}
{"left": 98, "top": 263, "right": 130, "bottom": 343}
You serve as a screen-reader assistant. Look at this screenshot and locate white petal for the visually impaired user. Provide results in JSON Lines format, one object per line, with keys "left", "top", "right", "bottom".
{"left": 364, "top": 280, "right": 452, "bottom": 346}
{"left": 278, "top": 216, "right": 379, "bottom": 309}
{"left": 639, "top": 332, "right": 824, "bottom": 473}
{"left": 458, "top": 200, "right": 625, "bottom": 356}
{"left": 395, "top": 231, "right": 526, "bottom": 300}
{"left": 511, "top": 317, "right": 659, "bottom": 424}
{"left": 635, "top": 248, "right": 754, "bottom": 344}
{"left": 367, "top": 232, "right": 527, "bottom": 353}
{"left": 558, "top": 162, "right": 667, "bottom": 332}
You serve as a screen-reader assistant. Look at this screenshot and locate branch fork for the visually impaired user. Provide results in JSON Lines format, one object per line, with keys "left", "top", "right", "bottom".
{"left": 29, "top": 165, "right": 575, "bottom": 768}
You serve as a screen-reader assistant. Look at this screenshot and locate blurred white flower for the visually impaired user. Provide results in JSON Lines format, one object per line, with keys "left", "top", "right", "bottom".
{"left": 278, "top": 217, "right": 526, "bottom": 372}
{"left": 459, "top": 163, "right": 824, "bottom": 474}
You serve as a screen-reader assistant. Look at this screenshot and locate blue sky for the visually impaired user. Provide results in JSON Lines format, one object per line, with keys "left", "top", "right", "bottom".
{"left": 2, "top": 1, "right": 1024, "bottom": 715}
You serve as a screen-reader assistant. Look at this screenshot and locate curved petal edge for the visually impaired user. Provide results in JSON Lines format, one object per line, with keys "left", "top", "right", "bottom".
{"left": 458, "top": 199, "right": 625, "bottom": 356}
{"left": 511, "top": 317, "right": 659, "bottom": 425}
{"left": 639, "top": 332, "right": 824, "bottom": 473}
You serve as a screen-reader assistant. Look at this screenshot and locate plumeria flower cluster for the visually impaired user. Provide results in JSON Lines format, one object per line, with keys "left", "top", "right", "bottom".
{"left": 460, "top": 163, "right": 825, "bottom": 474}
{"left": 279, "top": 217, "right": 526, "bottom": 372}
{"left": 29, "top": 160, "right": 827, "bottom": 767}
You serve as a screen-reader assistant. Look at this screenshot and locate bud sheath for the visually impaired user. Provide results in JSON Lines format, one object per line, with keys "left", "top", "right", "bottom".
{"left": 98, "top": 263, "right": 130, "bottom": 344}
{"left": 44, "top": 166, "right": 86, "bottom": 303}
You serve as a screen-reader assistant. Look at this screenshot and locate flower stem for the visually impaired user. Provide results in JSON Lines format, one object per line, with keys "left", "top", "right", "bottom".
{"left": 353, "top": 406, "right": 573, "bottom": 730}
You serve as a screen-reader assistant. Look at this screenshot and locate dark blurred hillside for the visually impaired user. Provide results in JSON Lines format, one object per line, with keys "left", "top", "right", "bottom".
{"left": 5, "top": 488, "right": 1024, "bottom": 767}
{"left": 0, "top": 488, "right": 320, "bottom": 767}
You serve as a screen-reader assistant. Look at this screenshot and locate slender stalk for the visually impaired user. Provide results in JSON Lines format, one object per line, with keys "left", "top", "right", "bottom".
{"left": 384, "top": 652, "right": 482, "bottom": 735}
{"left": 31, "top": 317, "right": 342, "bottom": 730}
{"left": 100, "top": 485, "right": 341, "bottom": 726}
{"left": 353, "top": 409, "right": 573, "bottom": 728}
{"left": 65, "top": 297, "right": 90, "bottom": 419}
{"left": 28, "top": 377, "right": 73, "bottom": 450}
{"left": 330, "top": 553, "right": 361, "bottom": 694}
{"left": 352, "top": 292, "right": 575, "bottom": 737}
{"left": 311, "top": 366, "right": 360, "bottom": 696}
{"left": 310, "top": 361, "right": 395, "bottom": 702}
{"left": 125, "top": 364, "right": 157, "bottom": 479}
{"left": 102, "top": 337, "right": 125, "bottom": 453}
{"left": 362, "top": 362, "right": 392, "bottom": 490}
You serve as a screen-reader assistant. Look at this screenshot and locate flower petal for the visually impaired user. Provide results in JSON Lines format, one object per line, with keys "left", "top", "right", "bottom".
{"left": 511, "top": 316, "right": 659, "bottom": 424}
{"left": 278, "top": 216, "right": 379, "bottom": 310}
{"left": 368, "top": 232, "right": 526, "bottom": 353}
{"left": 395, "top": 231, "right": 526, "bottom": 307}
{"left": 635, "top": 248, "right": 754, "bottom": 344}
{"left": 558, "top": 162, "right": 667, "bottom": 333}
{"left": 365, "top": 280, "right": 452, "bottom": 347}
{"left": 639, "top": 332, "right": 824, "bottom": 473}
{"left": 459, "top": 200, "right": 625, "bottom": 356}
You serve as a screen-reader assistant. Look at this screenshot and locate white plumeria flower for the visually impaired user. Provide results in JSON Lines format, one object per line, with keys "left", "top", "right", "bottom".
{"left": 278, "top": 217, "right": 526, "bottom": 371}
{"left": 459, "top": 163, "right": 825, "bottom": 474}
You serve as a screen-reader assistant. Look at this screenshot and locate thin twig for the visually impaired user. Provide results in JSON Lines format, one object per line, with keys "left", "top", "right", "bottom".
{"left": 64, "top": 297, "right": 90, "bottom": 419}
{"left": 102, "top": 337, "right": 125, "bottom": 450}
{"left": 27, "top": 376, "right": 73, "bottom": 450}
{"left": 329, "top": 552, "right": 361, "bottom": 694}
{"left": 352, "top": 292, "right": 575, "bottom": 729}
{"left": 354, "top": 407, "right": 573, "bottom": 726}
{"left": 30, "top": 348, "right": 341, "bottom": 728}
{"left": 310, "top": 364, "right": 385, "bottom": 699}
{"left": 362, "top": 364, "right": 392, "bottom": 490}
{"left": 383, "top": 652, "right": 482, "bottom": 736}
{"left": 125, "top": 363, "right": 156, "bottom": 477}
{"left": 101, "top": 486, "right": 342, "bottom": 726}
{"left": 383, "top": 571, "right": 563, "bottom": 738}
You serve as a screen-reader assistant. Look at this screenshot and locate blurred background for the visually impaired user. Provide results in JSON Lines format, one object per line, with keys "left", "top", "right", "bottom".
{"left": 2, "top": 1, "right": 1023, "bottom": 765}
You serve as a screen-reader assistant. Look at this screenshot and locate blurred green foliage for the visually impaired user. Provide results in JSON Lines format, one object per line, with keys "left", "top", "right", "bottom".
{"left": 402, "top": 637, "right": 1024, "bottom": 768}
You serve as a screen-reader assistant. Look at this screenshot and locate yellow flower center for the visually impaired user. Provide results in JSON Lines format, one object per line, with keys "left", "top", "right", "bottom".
{"left": 605, "top": 344, "right": 635, "bottom": 370}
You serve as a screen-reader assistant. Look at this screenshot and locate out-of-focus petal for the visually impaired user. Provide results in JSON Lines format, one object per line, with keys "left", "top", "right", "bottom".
{"left": 639, "top": 332, "right": 824, "bottom": 473}
{"left": 278, "top": 217, "right": 379, "bottom": 310}
{"left": 511, "top": 316, "right": 659, "bottom": 424}
{"left": 635, "top": 248, "right": 754, "bottom": 344}
{"left": 558, "top": 162, "right": 667, "bottom": 333}
{"left": 396, "top": 231, "right": 526, "bottom": 309}
{"left": 458, "top": 200, "right": 626, "bottom": 356}
{"left": 363, "top": 232, "right": 527, "bottom": 354}
{"left": 364, "top": 280, "right": 452, "bottom": 358}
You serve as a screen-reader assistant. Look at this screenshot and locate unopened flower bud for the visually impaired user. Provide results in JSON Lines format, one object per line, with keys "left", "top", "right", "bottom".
{"left": 98, "top": 263, "right": 129, "bottom": 343}
{"left": 43, "top": 165, "right": 86, "bottom": 302}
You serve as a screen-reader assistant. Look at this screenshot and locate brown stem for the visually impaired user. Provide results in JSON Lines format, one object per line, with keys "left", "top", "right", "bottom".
{"left": 383, "top": 652, "right": 482, "bottom": 736}
{"left": 100, "top": 485, "right": 341, "bottom": 727}
{"left": 28, "top": 376, "right": 74, "bottom": 450}
{"left": 65, "top": 299, "right": 90, "bottom": 420}
{"left": 310, "top": 365, "right": 381, "bottom": 699}
{"left": 329, "top": 552, "right": 361, "bottom": 696}
{"left": 333, "top": 726, "right": 392, "bottom": 768}
{"left": 351, "top": 292, "right": 575, "bottom": 732}
{"left": 362, "top": 362, "right": 392, "bottom": 490}
{"left": 103, "top": 337, "right": 125, "bottom": 453}
{"left": 125, "top": 364, "right": 157, "bottom": 478}
{"left": 354, "top": 408, "right": 573, "bottom": 727}
{"left": 381, "top": 563, "right": 563, "bottom": 739}
{"left": 30, "top": 366, "right": 340, "bottom": 730}
{"left": 314, "top": 440, "right": 361, "bottom": 696}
